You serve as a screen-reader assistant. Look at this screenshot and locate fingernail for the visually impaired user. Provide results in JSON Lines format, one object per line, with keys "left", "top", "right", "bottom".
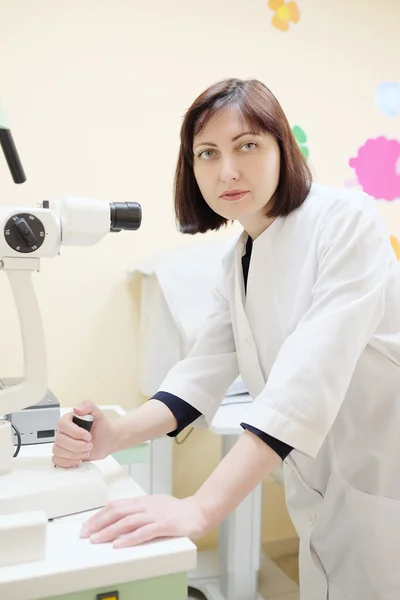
{"left": 91, "top": 533, "right": 100, "bottom": 543}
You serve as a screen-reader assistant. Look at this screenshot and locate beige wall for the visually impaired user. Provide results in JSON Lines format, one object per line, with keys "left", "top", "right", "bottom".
{"left": 0, "top": 0, "right": 399, "bottom": 550}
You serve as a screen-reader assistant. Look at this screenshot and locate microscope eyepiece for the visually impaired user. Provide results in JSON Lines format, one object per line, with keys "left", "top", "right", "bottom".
{"left": 110, "top": 202, "right": 142, "bottom": 232}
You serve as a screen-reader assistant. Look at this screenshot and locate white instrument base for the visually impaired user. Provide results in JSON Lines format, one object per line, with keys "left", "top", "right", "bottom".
{"left": 0, "top": 510, "right": 47, "bottom": 567}
{"left": 0, "top": 456, "right": 108, "bottom": 519}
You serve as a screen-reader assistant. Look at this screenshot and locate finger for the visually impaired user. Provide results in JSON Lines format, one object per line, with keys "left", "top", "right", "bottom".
{"left": 90, "top": 513, "right": 152, "bottom": 544}
{"left": 80, "top": 499, "right": 138, "bottom": 537}
{"left": 73, "top": 400, "right": 103, "bottom": 422}
{"left": 52, "top": 446, "right": 92, "bottom": 461}
{"left": 54, "top": 432, "right": 93, "bottom": 454}
{"left": 114, "top": 523, "right": 163, "bottom": 548}
{"left": 57, "top": 415, "right": 92, "bottom": 442}
{"left": 52, "top": 455, "right": 81, "bottom": 469}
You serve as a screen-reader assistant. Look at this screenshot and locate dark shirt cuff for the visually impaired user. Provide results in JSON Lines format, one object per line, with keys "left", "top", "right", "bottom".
{"left": 151, "top": 391, "right": 202, "bottom": 437}
{"left": 240, "top": 423, "right": 293, "bottom": 460}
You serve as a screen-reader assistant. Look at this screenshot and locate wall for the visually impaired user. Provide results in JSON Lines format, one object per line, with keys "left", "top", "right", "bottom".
{"left": 0, "top": 0, "right": 399, "bottom": 550}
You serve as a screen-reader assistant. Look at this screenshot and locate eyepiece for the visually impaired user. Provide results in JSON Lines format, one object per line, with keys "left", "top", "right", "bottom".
{"left": 110, "top": 202, "right": 142, "bottom": 232}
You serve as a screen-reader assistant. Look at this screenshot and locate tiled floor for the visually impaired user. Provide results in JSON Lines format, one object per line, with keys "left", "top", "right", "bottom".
{"left": 188, "top": 591, "right": 299, "bottom": 600}
{"left": 258, "top": 554, "right": 299, "bottom": 599}
{"left": 271, "top": 553, "right": 299, "bottom": 585}
{"left": 188, "top": 552, "right": 300, "bottom": 600}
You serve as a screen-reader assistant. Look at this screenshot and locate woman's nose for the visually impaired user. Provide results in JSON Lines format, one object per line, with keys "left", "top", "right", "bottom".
{"left": 219, "top": 157, "right": 240, "bottom": 182}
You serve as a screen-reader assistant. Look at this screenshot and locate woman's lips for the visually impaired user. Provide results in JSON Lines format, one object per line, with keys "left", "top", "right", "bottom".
{"left": 220, "top": 191, "right": 249, "bottom": 201}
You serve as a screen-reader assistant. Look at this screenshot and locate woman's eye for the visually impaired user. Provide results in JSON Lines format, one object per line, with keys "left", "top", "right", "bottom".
{"left": 199, "top": 149, "right": 215, "bottom": 159}
{"left": 241, "top": 142, "right": 256, "bottom": 152}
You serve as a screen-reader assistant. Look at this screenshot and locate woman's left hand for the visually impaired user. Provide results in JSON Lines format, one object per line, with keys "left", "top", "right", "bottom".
{"left": 80, "top": 494, "right": 208, "bottom": 548}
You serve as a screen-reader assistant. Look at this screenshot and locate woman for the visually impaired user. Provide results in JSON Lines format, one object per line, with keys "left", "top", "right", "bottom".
{"left": 53, "top": 79, "right": 400, "bottom": 599}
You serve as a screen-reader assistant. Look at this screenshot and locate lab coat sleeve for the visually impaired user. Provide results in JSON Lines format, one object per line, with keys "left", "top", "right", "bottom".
{"left": 155, "top": 266, "right": 240, "bottom": 428}
{"left": 242, "top": 198, "right": 393, "bottom": 459}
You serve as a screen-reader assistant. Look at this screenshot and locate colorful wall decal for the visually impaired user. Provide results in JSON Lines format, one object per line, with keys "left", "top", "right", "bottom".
{"left": 269, "top": 0, "right": 300, "bottom": 31}
{"left": 349, "top": 136, "right": 400, "bottom": 201}
{"left": 376, "top": 82, "right": 400, "bottom": 117}
{"left": 292, "top": 125, "right": 309, "bottom": 159}
{"left": 390, "top": 235, "right": 400, "bottom": 260}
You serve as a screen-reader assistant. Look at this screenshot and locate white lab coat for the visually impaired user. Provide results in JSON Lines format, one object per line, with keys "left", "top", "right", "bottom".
{"left": 157, "top": 183, "right": 400, "bottom": 599}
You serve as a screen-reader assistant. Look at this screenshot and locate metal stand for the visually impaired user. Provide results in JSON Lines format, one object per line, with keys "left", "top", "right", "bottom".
{"left": 220, "top": 435, "right": 263, "bottom": 598}
{"left": 149, "top": 399, "right": 290, "bottom": 600}
{"left": 187, "top": 433, "right": 264, "bottom": 600}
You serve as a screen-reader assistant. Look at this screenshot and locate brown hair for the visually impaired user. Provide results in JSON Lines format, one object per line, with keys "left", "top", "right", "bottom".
{"left": 174, "top": 78, "right": 312, "bottom": 234}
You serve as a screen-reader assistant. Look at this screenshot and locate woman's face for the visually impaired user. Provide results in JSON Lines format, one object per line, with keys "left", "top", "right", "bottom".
{"left": 193, "top": 106, "right": 280, "bottom": 238}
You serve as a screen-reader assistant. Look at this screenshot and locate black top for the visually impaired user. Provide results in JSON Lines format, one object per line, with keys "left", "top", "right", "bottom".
{"left": 151, "top": 236, "right": 293, "bottom": 460}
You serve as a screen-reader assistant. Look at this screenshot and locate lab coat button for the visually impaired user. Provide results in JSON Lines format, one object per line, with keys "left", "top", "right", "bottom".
{"left": 244, "top": 334, "right": 253, "bottom": 348}
{"left": 308, "top": 512, "right": 317, "bottom": 527}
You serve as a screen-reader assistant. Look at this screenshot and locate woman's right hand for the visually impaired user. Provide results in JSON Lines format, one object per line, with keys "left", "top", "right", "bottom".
{"left": 52, "top": 400, "right": 117, "bottom": 468}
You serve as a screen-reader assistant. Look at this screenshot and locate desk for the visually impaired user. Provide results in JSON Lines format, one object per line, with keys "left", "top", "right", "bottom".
{"left": 0, "top": 406, "right": 196, "bottom": 600}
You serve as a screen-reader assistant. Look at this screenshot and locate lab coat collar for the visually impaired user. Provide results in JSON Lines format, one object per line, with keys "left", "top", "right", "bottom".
{"left": 233, "top": 229, "right": 268, "bottom": 394}
{"left": 237, "top": 229, "right": 249, "bottom": 259}
{"left": 236, "top": 216, "right": 282, "bottom": 259}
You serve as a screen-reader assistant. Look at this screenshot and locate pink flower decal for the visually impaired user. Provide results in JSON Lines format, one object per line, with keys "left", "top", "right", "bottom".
{"left": 349, "top": 136, "right": 400, "bottom": 201}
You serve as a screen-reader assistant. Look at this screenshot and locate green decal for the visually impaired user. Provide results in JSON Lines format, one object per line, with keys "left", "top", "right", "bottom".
{"left": 292, "top": 125, "right": 309, "bottom": 159}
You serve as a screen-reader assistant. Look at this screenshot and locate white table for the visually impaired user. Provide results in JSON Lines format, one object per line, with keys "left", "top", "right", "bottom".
{"left": 0, "top": 406, "right": 196, "bottom": 600}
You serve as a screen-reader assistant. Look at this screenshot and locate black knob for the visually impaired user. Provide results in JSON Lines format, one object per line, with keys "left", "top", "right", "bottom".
{"left": 15, "top": 217, "right": 37, "bottom": 247}
{"left": 4, "top": 213, "right": 45, "bottom": 253}
{"left": 72, "top": 414, "right": 94, "bottom": 433}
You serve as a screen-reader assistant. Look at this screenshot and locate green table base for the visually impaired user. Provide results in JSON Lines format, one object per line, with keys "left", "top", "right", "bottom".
{"left": 44, "top": 572, "right": 188, "bottom": 600}
{"left": 112, "top": 443, "right": 149, "bottom": 466}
